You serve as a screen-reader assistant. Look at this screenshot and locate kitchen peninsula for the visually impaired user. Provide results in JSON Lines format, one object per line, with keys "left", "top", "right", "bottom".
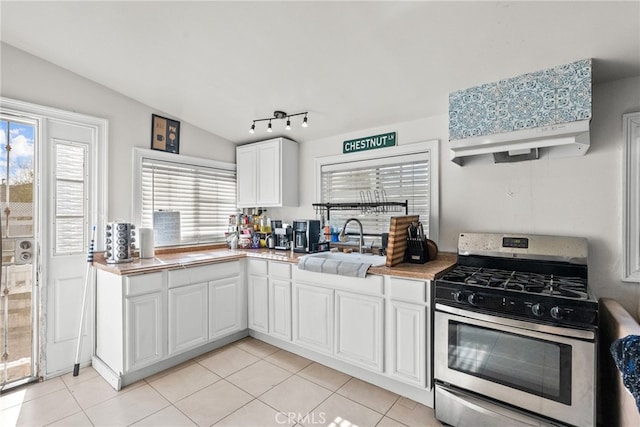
{"left": 92, "top": 247, "right": 456, "bottom": 407}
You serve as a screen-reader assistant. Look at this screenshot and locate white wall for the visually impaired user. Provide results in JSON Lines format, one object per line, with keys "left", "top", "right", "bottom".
{"left": 272, "top": 75, "right": 640, "bottom": 317}
{"left": 0, "top": 43, "right": 236, "bottom": 221}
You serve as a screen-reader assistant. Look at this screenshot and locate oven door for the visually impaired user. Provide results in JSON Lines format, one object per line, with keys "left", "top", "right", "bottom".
{"left": 434, "top": 304, "right": 595, "bottom": 427}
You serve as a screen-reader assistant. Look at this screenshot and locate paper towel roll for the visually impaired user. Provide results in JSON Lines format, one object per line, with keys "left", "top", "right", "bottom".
{"left": 139, "top": 228, "right": 155, "bottom": 259}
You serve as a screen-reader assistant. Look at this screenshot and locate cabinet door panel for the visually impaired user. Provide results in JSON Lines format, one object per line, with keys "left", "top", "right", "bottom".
{"left": 293, "top": 284, "right": 333, "bottom": 354}
{"left": 209, "top": 276, "right": 241, "bottom": 339}
{"left": 126, "top": 292, "right": 164, "bottom": 371}
{"left": 168, "top": 283, "right": 208, "bottom": 355}
{"left": 236, "top": 146, "right": 257, "bottom": 207}
{"left": 269, "top": 279, "right": 291, "bottom": 341}
{"left": 389, "top": 301, "right": 425, "bottom": 387}
{"left": 335, "top": 291, "right": 384, "bottom": 372}
{"left": 248, "top": 275, "right": 269, "bottom": 333}
{"left": 256, "top": 141, "right": 280, "bottom": 205}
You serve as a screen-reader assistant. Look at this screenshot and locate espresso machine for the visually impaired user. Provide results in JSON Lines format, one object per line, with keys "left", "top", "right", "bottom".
{"left": 292, "top": 220, "right": 325, "bottom": 253}
{"left": 271, "top": 220, "right": 292, "bottom": 251}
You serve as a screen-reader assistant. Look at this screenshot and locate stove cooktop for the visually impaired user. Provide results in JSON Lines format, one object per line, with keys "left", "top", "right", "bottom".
{"left": 440, "top": 265, "right": 589, "bottom": 300}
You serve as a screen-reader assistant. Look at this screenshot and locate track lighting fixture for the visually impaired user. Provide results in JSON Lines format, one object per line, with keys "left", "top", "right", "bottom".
{"left": 249, "top": 110, "right": 309, "bottom": 134}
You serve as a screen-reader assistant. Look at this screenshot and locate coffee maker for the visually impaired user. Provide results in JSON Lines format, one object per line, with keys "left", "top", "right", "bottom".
{"left": 271, "top": 220, "right": 292, "bottom": 251}
{"left": 292, "top": 220, "right": 324, "bottom": 253}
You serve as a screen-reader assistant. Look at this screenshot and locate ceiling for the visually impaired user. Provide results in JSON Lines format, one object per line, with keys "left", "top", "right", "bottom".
{"left": 1, "top": 1, "right": 639, "bottom": 145}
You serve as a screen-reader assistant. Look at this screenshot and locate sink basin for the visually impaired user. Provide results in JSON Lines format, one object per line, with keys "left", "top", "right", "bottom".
{"left": 305, "top": 251, "right": 387, "bottom": 267}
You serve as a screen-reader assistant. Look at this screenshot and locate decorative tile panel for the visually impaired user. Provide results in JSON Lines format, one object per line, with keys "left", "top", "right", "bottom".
{"left": 449, "top": 59, "right": 591, "bottom": 141}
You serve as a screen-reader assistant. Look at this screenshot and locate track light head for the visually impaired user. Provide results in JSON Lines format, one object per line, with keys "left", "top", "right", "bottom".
{"left": 249, "top": 122, "right": 255, "bottom": 134}
{"left": 302, "top": 114, "right": 308, "bottom": 128}
{"left": 285, "top": 119, "right": 291, "bottom": 130}
{"left": 267, "top": 120, "right": 273, "bottom": 132}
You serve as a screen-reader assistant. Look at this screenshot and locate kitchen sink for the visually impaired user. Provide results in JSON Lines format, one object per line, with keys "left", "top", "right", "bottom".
{"left": 305, "top": 251, "right": 387, "bottom": 267}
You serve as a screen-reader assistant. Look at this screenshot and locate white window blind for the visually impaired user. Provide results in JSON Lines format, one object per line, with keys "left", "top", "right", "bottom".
{"left": 321, "top": 152, "right": 430, "bottom": 240}
{"left": 140, "top": 157, "right": 236, "bottom": 245}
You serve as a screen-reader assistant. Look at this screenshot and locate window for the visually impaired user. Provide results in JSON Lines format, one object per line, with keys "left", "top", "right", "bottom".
{"left": 133, "top": 148, "right": 236, "bottom": 246}
{"left": 316, "top": 140, "right": 439, "bottom": 243}
{"left": 623, "top": 112, "right": 640, "bottom": 281}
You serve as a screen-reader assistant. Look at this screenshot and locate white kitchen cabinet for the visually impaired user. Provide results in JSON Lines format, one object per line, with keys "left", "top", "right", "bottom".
{"left": 335, "top": 290, "right": 384, "bottom": 372}
{"left": 248, "top": 259, "right": 270, "bottom": 333}
{"left": 388, "top": 300, "right": 426, "bottom": 386}
{"left": 168, "top": 282, "right": 209, "bottom": 355}
{"left": 209, "top": 276, "right": 242, "bottom": 340}
{"left": 236, "top": 137, "right": 298, "bottom": 207}
{"left": 270, "top": 278, "right": 292, "bottom": 340}
{"left": 125, "top": 291, "right": 164, "bottom": 372}
{"left": 386, "top": 276, "right": 429, "bottom": 388}
{"left": 293, "top": 283, "right": 334, "bottom": 354}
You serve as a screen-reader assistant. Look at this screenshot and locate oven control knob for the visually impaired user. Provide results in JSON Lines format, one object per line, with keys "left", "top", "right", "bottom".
{"left": 467, "top": 293, "right": 478, "bottom": 305}
{"left": 453, "top": 291, "right": 465, "bottom": 303}
{"left": 550, "top": 306, "right": 565, "bottom": 320}
{"left": 531, "top": 303, "right": 544, "bottom": 317}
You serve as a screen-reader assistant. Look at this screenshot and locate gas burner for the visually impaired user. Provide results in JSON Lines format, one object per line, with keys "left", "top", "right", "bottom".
{"left": 441, "top": 266, "right": 590, "bottom": 300}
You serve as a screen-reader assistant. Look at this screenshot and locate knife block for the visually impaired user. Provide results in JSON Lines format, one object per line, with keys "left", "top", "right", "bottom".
{"left": 405, "top": 238, "right": 430, "bottom": 264}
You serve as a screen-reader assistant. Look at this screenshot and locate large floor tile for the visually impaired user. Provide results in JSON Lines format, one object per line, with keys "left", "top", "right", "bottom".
{"left": 60, "top": 366, "right": 101, "bottom": 387}
{"left": 143, "top": 359, "right": 196, "bottom": 384}
{"left": 0, "top": 388, "right": 81, "bottom": 426}
{"left": 214, "top": 399, "right": 284, "bottom": 427}
{"left": 297, "top": 362, "right": 351, "bottom": 391}
{"left": 174, "top": 380, "right": 253, "bottom": 426}
{"left": 148, "top": 362, "right": 221, "bottom": 403}
{"left": 84, "top": 384, "right": 170, "bottom": 426}
{"left": 376, "top": 416, "right": 409, "bottom": 427}
{"left": 386, "top": 397, "right": 441, "bottom": 427}
{"left": 66, "top": 374, "right": 121, "bottom": 409}
{"left": 264, "top": 349, "right": 313, "bottom": 373}
{"left": 234, "top": 337, "right": 280, "bottom": 358}
{"left": 259, "top": 375, "right": 332, "bottom": 416}
{"left": 197, "top": 345, "right": 259, "bottom": 378}
{"left": 303, "top": 393, "right": 383, "bottom": 427}
{"left": 226, "top": 360, "right": 291, "bottom": 397}
{"left": 0, "top": 377, "right": 65, "bottom": 411}
{"left": 48, "top": 410, "right": 94, "bottom": 426}
{"left": 337, "top": 377, "right": 399, "bottom": 413}
{"left": 131, "top": 405, "right": 197, "bottom": 426}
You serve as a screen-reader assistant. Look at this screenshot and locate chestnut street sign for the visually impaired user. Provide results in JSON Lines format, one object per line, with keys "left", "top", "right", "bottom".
{"left": 343, "top": 132, "right": 397, "bottom": 154}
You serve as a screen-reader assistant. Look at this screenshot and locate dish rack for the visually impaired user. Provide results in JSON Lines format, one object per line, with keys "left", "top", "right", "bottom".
{"left": 312, "top": 199, "right": 408, "bottom": 221}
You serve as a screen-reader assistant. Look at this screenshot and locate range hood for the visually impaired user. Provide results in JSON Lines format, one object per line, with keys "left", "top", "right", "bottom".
{"left": 448, "top": 59, "right": 592, "bottom": 166}
{"left": 450, "top": 119, "right": 590, "bottom": 165}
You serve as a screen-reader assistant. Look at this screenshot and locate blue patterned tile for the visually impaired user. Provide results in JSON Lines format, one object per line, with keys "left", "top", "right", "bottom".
{"left": 449, "top": 59, "right": 592, "bottom": 141}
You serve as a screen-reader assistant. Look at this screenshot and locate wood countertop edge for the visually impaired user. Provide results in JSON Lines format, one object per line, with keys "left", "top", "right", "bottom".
{"left": 94, "top": 249, "right": 457, "bottom": 281}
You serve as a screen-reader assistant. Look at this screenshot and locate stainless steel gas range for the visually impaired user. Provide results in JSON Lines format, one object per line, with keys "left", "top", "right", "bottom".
{"left": 434, "top": 232, "right": 597, "bottom": 427}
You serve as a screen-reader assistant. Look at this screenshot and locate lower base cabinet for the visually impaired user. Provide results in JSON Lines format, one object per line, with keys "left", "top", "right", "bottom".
{"left": 210, "top": 276, "right": 243, "bottom": 339}
{"left": 388, "top": 300, "right": 426, "bottom": 387}
{"left": 335, "top": 291, "right": 384, "bottom": 372}
{"left": 168, "top": 283, "right": 209, "bottom": 355}
{"left": 293, "top": 283, "right": 334, "bottom": 354}
{"left": 270, "top": 278, "right": 292, "bottom": 340}
{"left": 125, "top": 291, "right": 164, "bottom": 372}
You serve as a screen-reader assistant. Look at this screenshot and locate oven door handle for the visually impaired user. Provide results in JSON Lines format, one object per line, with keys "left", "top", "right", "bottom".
{"left": 435, "top": 303, "right": 595, "bottom": 341}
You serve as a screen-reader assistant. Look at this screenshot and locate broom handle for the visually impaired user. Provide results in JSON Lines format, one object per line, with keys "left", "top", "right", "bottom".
{"left": 73, "top": 225, "right": 95, "bottom": 376}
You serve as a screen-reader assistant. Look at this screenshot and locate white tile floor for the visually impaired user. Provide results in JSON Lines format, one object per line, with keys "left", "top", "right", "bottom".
{"left": 0, "top": 337, "right": 443, "bottom": 427}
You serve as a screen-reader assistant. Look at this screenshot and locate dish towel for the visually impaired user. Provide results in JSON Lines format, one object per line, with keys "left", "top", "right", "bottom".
{"left": 611, "top": 334, "right": 640, "bottom": 411}
{"left": 297, "top": 256, "right": 371, "bottom": 278}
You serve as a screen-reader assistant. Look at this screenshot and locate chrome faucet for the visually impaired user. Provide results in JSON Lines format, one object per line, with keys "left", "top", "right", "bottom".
{"left": 339, "top": 218, "right": 365, "bottom": 254}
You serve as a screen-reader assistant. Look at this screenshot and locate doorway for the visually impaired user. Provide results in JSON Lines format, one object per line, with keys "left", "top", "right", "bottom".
{"left": 0, "top": 117, "right": 37, "bottom": 390}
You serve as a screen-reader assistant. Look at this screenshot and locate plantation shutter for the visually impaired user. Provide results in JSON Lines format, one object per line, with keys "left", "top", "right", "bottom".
{"left": 320, "top": 152, "right": 430, "bottom": 240}
{"left": 140, "top": 158, "right": 236, "bottom": 245}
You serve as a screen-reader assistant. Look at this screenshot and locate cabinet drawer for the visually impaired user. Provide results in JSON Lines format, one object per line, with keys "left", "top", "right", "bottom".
{"left": 125, "top": 272, "right": 164, "bottom": 296}
{"left": 168, "top": 261, "right": 240, "bottom": 288}
{"left": 270, "top": 261, "right": 291, "bottom": 279}
{"left": 249, "top": 259, "right": 268, "bottom": 276}
{"left": 388, "top": 276, "right": 426, "bottom": 303}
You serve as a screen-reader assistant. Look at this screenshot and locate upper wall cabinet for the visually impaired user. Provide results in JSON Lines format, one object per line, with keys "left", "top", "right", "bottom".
{"left": 236, "top": 137, "right": 299, "bottom": 208}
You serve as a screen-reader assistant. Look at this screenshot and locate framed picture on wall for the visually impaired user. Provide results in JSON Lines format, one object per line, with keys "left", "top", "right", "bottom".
{"left": 151, "top": 114, "right": 180, "bottom": 154}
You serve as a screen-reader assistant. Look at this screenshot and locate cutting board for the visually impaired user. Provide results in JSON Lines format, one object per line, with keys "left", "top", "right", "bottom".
{"left": 385, "top": 215, "right": 419, "bottom": 267}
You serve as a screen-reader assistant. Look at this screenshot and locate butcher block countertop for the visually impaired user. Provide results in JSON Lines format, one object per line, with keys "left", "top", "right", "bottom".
{"left": 93, "top": 248, "right": 457, "bottom": 281}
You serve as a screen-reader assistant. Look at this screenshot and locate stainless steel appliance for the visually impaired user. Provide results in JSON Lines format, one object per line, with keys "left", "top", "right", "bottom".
{"left": 271, "top": 220, "right": 292, "bottom": 251}
{"left": 434, "top": 232, "right": 597, "bottom": 427}
{"left": 292, "top": 220, "right": 321, "bottom": 253}
{"left": 105, "top": 222, "right": 135, "bottom": 264}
